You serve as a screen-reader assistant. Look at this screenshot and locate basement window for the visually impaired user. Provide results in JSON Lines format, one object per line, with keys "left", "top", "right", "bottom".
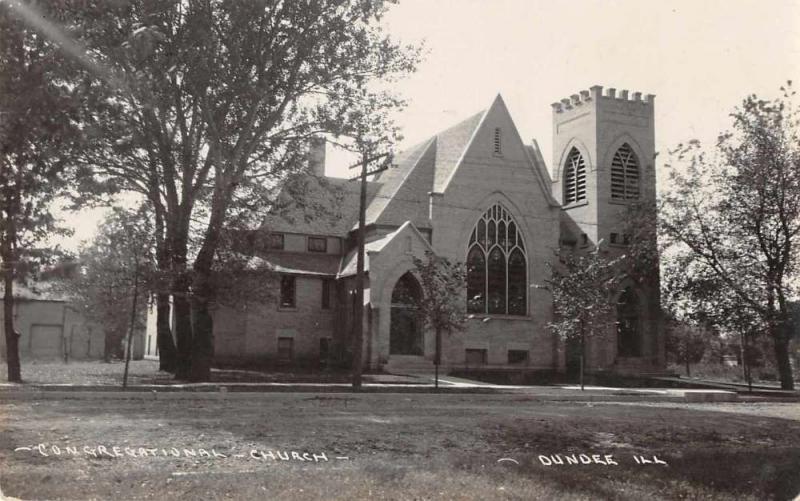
{"left": 508, "top": 350, "right": 529, "bottom": 365}
{"left": 465, "top": 349, "right": 488, "bottom": 366}
{"left": 277, "top": 337, "right": 294, "bottom": 361}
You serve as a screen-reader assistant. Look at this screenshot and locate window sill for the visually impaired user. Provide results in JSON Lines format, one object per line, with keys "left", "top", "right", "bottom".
{"left": 467, "top": 314, "right": 532, "bottom": 321}
{"left": 608, "top": 198, "right": 639, "bottom": 206}
{"left": 278, "top": 306, "right": 297, "bottom": 312}
{"left": 562, "top": 200, "right": 588, "bottom": 210}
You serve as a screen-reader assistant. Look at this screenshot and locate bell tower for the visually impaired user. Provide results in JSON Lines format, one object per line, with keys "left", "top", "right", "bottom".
{"left": 551, "top": 85, "right": 656, "bottom": 247}
{"left": 551, "top": 86, "right": 664, "bottom": 372}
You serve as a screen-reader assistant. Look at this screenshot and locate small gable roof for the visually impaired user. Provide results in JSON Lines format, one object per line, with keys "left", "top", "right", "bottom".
{"left": 338, "top": 221, "right": 433, "bottom": 277}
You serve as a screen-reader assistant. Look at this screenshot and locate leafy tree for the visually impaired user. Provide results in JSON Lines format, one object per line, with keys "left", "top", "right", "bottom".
{"left": 74, "top": 0, "right": 419, "bottom": 380}
{"left": 410, "top": 250, "right": 467, "bottom": 389}
{"left": 660, "top": 83, "right": 800, "bottom": 389}
{"left": 0, "top": 1, "right": 94, "bottom": 382}
{"left": 545, "top": 247, "right": 622, "bottom": 390}
{"left": 69, "top": 206, "right": 154, "bottom": 369}
{"left": 664, "top": 317, "right": 714, "bottom": 377}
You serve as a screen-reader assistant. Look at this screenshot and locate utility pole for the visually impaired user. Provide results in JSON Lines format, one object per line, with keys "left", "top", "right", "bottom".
{"left": 349, "top": 152, "right": 393, "bottom": 388}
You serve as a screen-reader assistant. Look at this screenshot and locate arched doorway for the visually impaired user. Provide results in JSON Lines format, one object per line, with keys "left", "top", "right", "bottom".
{"left": 617, "top": 287, "right": 642, "bottom": 357}
{"left": 390, "top": 272, "right": 423, "bottom": 356}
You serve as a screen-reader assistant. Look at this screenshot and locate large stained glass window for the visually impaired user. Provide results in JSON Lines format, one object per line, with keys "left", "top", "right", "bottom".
{"left": 467, "top": 203, "right": 527, "bottom": 315}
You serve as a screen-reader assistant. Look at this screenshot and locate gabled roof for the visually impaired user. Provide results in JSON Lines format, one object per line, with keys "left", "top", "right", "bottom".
{"left": 260, "top": 174, "right": 379, "bottom": 237}
{"left": 338, "top": 221, "right": 434, "bottom": 277}
{"left": 363, "top": 137, "right": 437, "bottom": 229}
{"left": 432, "top": 110, "right": 486, "bottom": 193}
{"left": 261, "top": 94, "right": 558, "bottom": 238}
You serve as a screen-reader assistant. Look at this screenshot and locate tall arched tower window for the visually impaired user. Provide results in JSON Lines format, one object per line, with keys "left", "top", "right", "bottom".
{"left": 467, "top": 203, "right": 527, "bottom": 315}
{"left": 617, "top": 286, "right": 641, "bottom": 357}
{"left": 610, "top": 143, "right": 640, "bottom": 200}
{"left": 563, "top": 147, "right": 586, "bottom": 205}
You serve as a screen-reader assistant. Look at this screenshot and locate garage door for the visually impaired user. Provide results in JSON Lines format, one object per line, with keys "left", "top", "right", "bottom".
{"left": 30, "top": 324, "right": 63, "bottom": 359}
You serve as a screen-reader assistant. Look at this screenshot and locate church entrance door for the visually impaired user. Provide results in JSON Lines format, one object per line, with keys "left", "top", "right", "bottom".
{"left": 389, "top": 272, "right": 423, "bottom": 356}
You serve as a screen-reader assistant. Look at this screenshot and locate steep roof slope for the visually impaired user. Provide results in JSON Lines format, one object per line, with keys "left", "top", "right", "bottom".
{"left": 260, "top": 174, "right": 380, "bottom": 236}
{"left": 261, "top": 95, "right": 558, "bottom": 238}
{"left": 363, "top": 137, "right": 437, "bottom": 229}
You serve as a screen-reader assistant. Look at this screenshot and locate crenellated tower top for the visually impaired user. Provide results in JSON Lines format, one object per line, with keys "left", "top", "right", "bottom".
{"left": 551, "top": 85, "right": 655, "bottom": 114}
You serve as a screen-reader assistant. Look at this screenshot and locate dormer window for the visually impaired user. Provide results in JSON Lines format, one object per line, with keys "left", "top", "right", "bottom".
{"left": 267, "top": 233, "right": 284, "bottom": 250}
{"left": 308, "top": 236, "right": 327, "bottom": 253}
{"left": 493, "top": 127, "right": 502, "bottom": 155}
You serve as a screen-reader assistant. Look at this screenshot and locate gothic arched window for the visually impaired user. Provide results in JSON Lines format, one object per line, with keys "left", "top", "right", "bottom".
{"left": 617, "top": 286, "right": 641, "bottom": 357}
{"left": 563, "top": 147, "right": 586, "bottom": 205}
{"left": 467, "top": 203, "right": 527, "bottom": 315}
{"left": 610, "top": 143, "right": 640, "bottom": 200}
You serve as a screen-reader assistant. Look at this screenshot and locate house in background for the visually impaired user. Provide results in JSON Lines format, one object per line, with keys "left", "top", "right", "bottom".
{"left": 0, "top": 281, "right": 145, "bottom": 362}
{"left": 149, "top": 86, "right": 665, "bottom": 376}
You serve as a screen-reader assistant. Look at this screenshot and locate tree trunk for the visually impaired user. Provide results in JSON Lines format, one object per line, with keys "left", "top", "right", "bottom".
{"left": 189, "top": 274, "right": 214, "bottom": 382}
{"left": 434, "top": 326, "right": 442, "bottom": 390}
{"left": 2, "top": 204, "right": 21, "bottom": 382}
{"left": 188, "top": 178, "right": 229, "bottom": 382}
{"left": 172, "top": 279, "right": 193, "bottom": 379}
{"left": 156, "top": 292, "right": 177, "bottom": 372}
{"left": 153, "top": 206, "right": 177, "bottom": 373}
{"left": 171, "top": 224, "right": 192, "bottom": 380}
{"left": 123, "top": 267, "right": 140, "bottom": 389}
{"left": 772, "top": 329, "right": 794, "bottom": 390}
{"left": 2, "top": 247, "right": 21, "bottom": 382}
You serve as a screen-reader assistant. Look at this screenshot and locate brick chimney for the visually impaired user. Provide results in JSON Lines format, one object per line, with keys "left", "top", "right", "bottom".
{"left": 309, "top": 137, "right": 326, "bottom": 177}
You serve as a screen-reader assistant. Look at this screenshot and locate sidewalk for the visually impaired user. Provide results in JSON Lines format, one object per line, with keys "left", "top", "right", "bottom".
{"left": 0, "top": 371, "right": 759, "bottom": 403}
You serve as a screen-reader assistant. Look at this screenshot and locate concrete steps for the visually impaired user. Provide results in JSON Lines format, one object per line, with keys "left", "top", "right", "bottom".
{"left": 384, "top": 355, "right": 435, "bottom": 375}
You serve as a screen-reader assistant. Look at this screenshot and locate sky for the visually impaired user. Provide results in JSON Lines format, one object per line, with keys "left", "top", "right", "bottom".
{"left": 60, "top": 0, "right": 800, "bottom": 250}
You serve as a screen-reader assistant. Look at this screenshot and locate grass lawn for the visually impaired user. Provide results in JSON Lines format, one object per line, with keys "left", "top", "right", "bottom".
{"left": 0, "top": 392, "right": 798, "bottom": 500}
{"left": 0, "top": 360, "right": 352, "bottom": 385}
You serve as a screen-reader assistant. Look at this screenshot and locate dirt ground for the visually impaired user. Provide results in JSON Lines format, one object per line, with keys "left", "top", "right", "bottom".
{"left": 0, "top": 392, "right": 798, "bottom": 500}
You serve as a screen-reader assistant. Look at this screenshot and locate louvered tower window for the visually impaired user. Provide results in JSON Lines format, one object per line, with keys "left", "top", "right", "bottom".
{"left": 563, "top": 148, "right": 586, "bottom": 205}
{"left": 611, "top": 143, "right": 640, "bottom": 200}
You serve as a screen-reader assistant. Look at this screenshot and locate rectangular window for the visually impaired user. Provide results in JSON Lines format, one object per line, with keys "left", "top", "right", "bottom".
{"left": 465, "top": 349, "right": 487, "bottom": 366}
{"left": 280, "top": 276, "right": 296, "bottom": 308}
{"left": 623, "top": 233, "right": 631, "bottom": 245}
{"left": 267, "top": 233, "right": 284, "bottom": 250}
{"left": 581, "top": 233, "right": 588, "bottom": 246}
{"left": 319, "top": 338, "right": 330, "bottom": 362}
{"left": 508, "top": 350, "right": 529, "bottom": 365}
{"left": 277, "top": 337, "right": 293, "bottom": 361}
{"left": 610, "top": 232, "right": 619, "bottom": 244}
{"left": 308, "top": 236, "right": 327, "bottom": 253}
{"left": 321, "top": 279, "right": 332, "bottom": 309}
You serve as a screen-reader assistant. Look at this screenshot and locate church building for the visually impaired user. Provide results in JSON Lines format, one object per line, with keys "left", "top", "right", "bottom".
{"left": 203, "top": 85, "right": 665, "bottom": 376}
